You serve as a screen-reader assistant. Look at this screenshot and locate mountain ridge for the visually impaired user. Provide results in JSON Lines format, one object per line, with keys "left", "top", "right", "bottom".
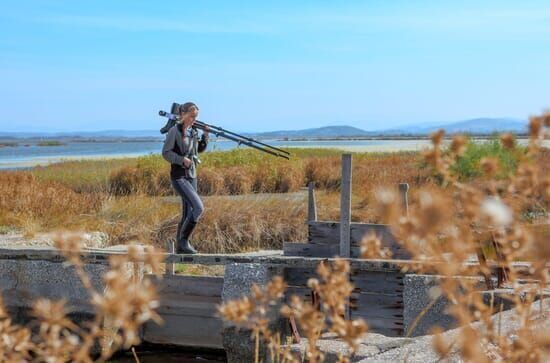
{"left": 0, "top": 118, "right": 528, "bottom": 139}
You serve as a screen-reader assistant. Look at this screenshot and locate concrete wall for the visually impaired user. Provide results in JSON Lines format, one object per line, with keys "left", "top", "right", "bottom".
{"left": 403, "top": 274, "right": 516, "bottom": 337}
{"left": 0, "top": 259, "right": 108, "bottom": 320}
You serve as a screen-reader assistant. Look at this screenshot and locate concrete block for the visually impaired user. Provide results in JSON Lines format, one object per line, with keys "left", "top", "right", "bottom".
{"left": 403, "top": 274, "right": 516, "bottom": 337}
{"left": 221, "top": 263, "right": 287, "bottom": 363}
{"left": 0, "top": 260, "right": 107, "bottom": 314}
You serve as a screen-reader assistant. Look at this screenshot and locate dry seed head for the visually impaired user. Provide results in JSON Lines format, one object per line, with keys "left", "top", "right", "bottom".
{"left": 423, "top": 148, "right": 439, "bottom": 168}
{"left": 480, "top": 157, "right": 499, "bottom": 177}
{"left": 480, "top": 197, "right": 513, "bottom": 227}
{"left": 450, "top": 135, "right": 467, "bottom": 156}
{"left": 430, "top": 129, "right": 445, "bottom": 145}
{"left": 375, "top": 188, "right": 400, "bottom": 223}
{"left": 266, "top": 276, "right": 287, "bottom": 300}
{"left": 218, "top": 296, "right": 254, "bottom": 324}
{"left": 542, "top": 177, "right": 550, "bottom": 202}
{"left": 500, "top": 133, "right": 516, "bottom": 149}
{"left": 330, "top": 315, "right": 368, "bottom": 353}
{"left": 431, "top": 327, "right": 452, "bottom": 359}
{"left": 529, "top": 116, "right": 543, "bottom": 138}
{"left": 360, "top": 232, "right": 392, "bottom": 259}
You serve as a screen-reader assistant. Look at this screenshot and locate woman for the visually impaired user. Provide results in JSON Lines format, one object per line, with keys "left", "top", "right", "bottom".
{"left": 162, "top": 102, "right": 209, "bottom": 254}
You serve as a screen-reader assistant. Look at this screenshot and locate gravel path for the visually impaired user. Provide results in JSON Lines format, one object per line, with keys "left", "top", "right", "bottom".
{"left": 0, "top": 231, "right": 109, "bottom": 249}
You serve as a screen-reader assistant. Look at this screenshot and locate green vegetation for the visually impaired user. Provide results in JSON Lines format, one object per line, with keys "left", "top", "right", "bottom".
{"left": 0, "top": 142, "right": 18, "bottom": 147}
{"left": 32, "top": 148, "right": 421, "bottom": 195}
{"left": 0, "top": 225, "right": 17, "bottom": 234}
{"left": 451, "top": 138, "right": 525, "bottom": 180}
{"left": 37, "top": 140, "right": 66, "bottom": 146}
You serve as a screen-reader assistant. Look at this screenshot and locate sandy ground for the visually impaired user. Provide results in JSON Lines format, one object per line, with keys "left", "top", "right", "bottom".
{"left": 0, "top": 231, "right": 110, "bottom": 249}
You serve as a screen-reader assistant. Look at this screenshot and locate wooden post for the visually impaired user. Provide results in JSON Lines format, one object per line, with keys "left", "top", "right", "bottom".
{"left": 340, "top": 154, "right": 352, "bottom": 258}
{"left": 308, "top": 182, "right": 318, "bottom": 222}
{"left": 398, "top": 183, "right": 409, "bottom": 217}
{"left": 166, "top": 240, "right": 175, "bottom": 275}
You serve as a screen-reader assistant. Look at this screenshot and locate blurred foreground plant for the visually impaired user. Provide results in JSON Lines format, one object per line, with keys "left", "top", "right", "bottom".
{"left": 0, "top": 234, "right": 164, "bottom": 362}
{"left": 380, "top": 111, "right": 549, "bottom": 362}
{"left": 220, "top": 111, "right": 549, "bottom": 362}
{"left": 219, "top": 259, "right": 368, "bottom": 363}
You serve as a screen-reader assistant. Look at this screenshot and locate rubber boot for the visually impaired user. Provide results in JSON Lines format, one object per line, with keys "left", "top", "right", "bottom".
{"left": 177, "top": 220, "right": 198, "bottom": 254}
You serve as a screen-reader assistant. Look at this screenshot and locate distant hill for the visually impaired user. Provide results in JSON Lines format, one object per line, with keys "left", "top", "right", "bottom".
{"left": 0, "top": 130, "right": 161, "bottom": 139}
{"left": 248, "top": 125, "right": 373, "bottom": 139}
{"left": 0, "top": 118, "right": 528, "bottom": 140}
{"left": 384, "top": 118, "right": 527, "bottom": 135}
{"left": 249, "top": 118, "right": 527, "bottom": 139}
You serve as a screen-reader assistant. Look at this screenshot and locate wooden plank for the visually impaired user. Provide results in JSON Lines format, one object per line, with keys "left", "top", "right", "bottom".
{"left": 350, "top": 271, "right": 404, "bottom": 296}
{"left": 352, "top": 316, "right": 404, "bottom": 337}
{"left": 398, "top": 183, "right": 410, "bottom": 216}
{"left": 283, "top": 242, "right": 340, "bottom": 258}
{"left": 142, "top": 315, "right": 223, "bottom": 349}
{"left": 349, "top": 293, "right": 403, "bottom": 318}
{"left": 340, "top": 154, "right": 352, "bottom": 258}
{"left": 285, "top": 269, "right": 404, "bottom": 296}
{"left": 284, "top": 267, "right": 316, "bottom": 286}
{"left": 308, "top": 221, "right": 411, "bottom": 259}
{"left": 151, "top": 275, "right": 224, "bottom": 297}
{"left": 1, "top": 246, "right": 499, "bottom": 273}
{"left": 308, "top": 221, "right": 340, "bottom": 244}
{"left": 286, "top": 286, "right": 313, "bottom": 299}
{"left": 308, "top": 222, "right": 394, "bottom": 245}
{"left": 165, "top": 240, "right": 175, "bottom": 275}
{"left": 142, "top": 274, "right": 224, "bottom": 348}
{"left": 308, "top": 182, "right": 318, "bottom": 222}
{"left": 155, "top": 294, "right": 220, "bottom": 317}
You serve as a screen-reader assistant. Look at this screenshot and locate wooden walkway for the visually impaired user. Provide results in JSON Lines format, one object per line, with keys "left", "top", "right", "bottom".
{"left": 0, "top": 246, "right": 537, "bottom": 271}
{"left": 0, "top": 246, "right": 420, "bottom": 272}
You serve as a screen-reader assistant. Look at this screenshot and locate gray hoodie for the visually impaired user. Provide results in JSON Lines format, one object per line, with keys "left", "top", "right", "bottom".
{"left": 162, "top": 124, "right": 207, "bottom": 179}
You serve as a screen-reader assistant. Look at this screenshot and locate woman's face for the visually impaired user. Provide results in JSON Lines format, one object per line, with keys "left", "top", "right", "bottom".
{"left": 180, "top": 106, "right": 199, "bottom": 126}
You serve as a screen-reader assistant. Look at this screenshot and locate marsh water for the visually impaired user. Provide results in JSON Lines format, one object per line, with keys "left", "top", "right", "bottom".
{"left": 0, "top": 139, "right": 434, "bottom": 169}
{"left": 0, "top": 138, "right": 543, "bottom": 170}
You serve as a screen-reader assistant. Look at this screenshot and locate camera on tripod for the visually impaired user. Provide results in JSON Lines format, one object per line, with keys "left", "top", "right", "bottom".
{"left": 158, "top": 103, "right": 291, "bottom": 159}
{"left": 159, "top": 103, "right": 182, "bottom": 134}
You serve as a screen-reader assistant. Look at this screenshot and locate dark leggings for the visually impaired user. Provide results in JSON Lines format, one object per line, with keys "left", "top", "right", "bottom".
{"left": 171, "top": 177, "right": 204, "bottom": 239}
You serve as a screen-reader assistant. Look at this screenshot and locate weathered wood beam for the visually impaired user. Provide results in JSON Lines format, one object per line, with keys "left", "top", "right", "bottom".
{"left": 399, "top": 183, "right": 410, "bottom": 217}
{"left": 308, "top": 181, "right": 318, "bottom": 222}
{"left": 166, "top": 240, "right": 175, "bottom": 275}
{"left": 340, "top": 154, "right": 352, "bottom": 258}
{"left": 0, "top": 247, "right": 539, "bottom": 274}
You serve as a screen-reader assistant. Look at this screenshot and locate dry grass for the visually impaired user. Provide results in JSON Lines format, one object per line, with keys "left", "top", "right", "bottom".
{"left": 1, "top": 145, "right": 547, "bottom": 251}
{"left": 0, "top": 172, "right": 103, "bottom": 232}
{"left": 153, "top": 195, "right": 307, "bottom": 253}
{"left": 0, "top": 149, "right": 432, "bottom": 247}
{"left": 32, "top": 158, "right": 135, "bottom": 193}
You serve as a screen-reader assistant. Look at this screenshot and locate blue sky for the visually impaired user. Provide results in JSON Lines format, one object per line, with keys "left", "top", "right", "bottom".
{"left": 1, "top": 1, "right": 549, "bottom": 132}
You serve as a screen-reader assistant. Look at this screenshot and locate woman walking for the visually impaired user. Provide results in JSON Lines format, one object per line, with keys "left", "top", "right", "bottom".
{"left": 162, "top": 102, "right": 208, "bottom": 254}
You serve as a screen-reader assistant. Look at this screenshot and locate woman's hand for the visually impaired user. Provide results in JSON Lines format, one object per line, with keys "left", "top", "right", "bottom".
{"left": 183, "top": 157, "right": 193, "bottom": 168}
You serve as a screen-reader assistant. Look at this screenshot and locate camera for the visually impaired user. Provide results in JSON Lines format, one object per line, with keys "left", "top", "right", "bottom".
{"left": 170, "top": 102, "right": 181, "bottom": 115}
{"left": 159, "top": 102, "right": 181, "bottom": 134}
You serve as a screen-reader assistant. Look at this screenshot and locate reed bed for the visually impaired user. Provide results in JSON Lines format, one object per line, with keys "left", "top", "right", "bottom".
{"left": 1, "top": 144, "right": 548, "bottom": 250}
{"left": 0, "top": 172, "right": 103, "bottom": 233}
{"left": 153, "top": 194, "right": 307, "bottom": 253}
